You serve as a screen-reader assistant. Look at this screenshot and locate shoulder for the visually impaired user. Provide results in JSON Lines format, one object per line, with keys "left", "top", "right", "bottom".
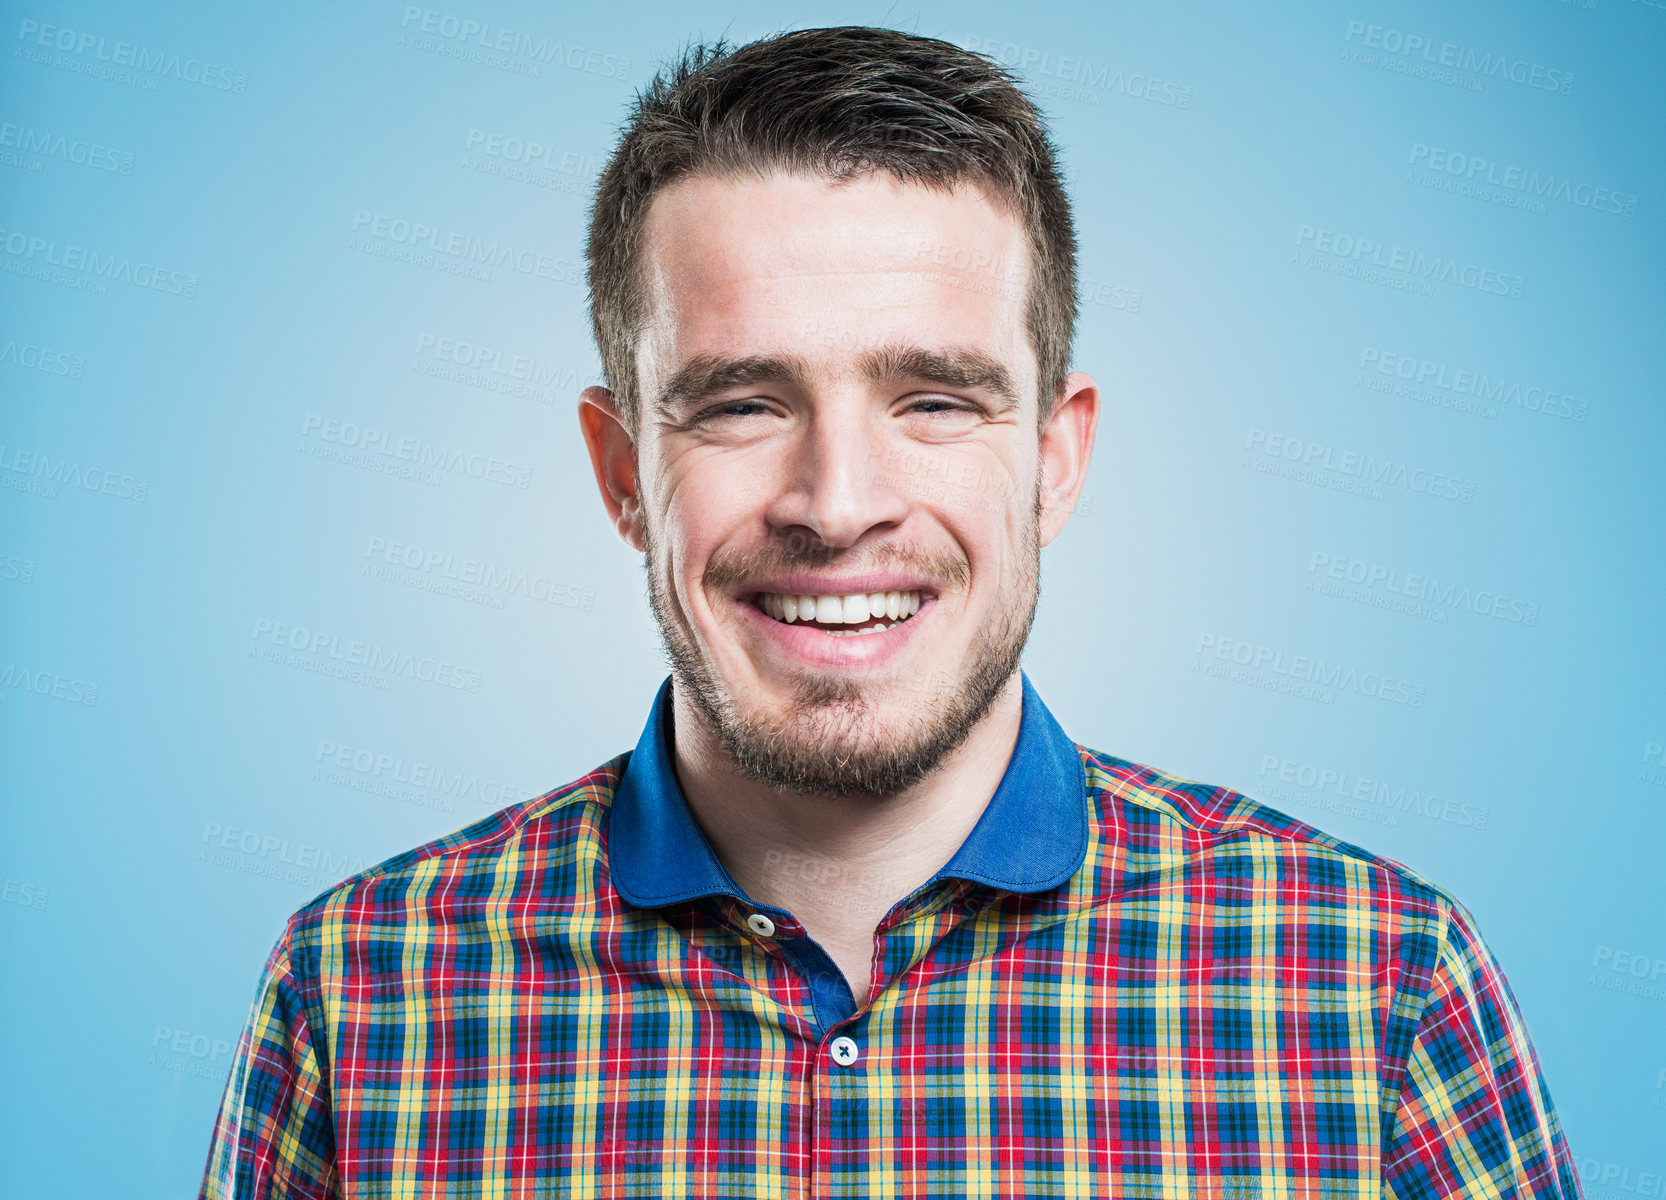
{"left": 1076, "top": 744, "right": 1469, "bottom": 942}
{"left": 280, "top": 752, "right": 628, "bottom": 954}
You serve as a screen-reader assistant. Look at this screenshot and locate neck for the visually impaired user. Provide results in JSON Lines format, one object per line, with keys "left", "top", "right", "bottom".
{"left": 669, "top": 672, "right": 1025, "bottom": 1000}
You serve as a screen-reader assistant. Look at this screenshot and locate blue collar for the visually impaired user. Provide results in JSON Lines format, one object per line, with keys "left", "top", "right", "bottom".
{"left": 607, "top": 670, "right": 1089, "bottom": 909}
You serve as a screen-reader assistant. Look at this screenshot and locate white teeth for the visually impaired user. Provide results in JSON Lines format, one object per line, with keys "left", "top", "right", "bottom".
{"left": 826, "top": 621, "right": 900, "bottom": 637}
{"left": 755, "top": 589, "right": 924, "bottom": 628}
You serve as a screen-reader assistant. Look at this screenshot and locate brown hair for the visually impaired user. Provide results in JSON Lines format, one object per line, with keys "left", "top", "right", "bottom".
{"left": 584, "top": 25, "right": 1078, "bottom": 436}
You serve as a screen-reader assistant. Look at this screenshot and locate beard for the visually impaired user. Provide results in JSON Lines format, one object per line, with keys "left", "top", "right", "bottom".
{"left": 639, "top": 481, "right": 1044, "bottom": 801}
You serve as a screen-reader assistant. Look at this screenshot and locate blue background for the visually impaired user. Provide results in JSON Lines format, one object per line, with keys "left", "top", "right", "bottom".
{"left": 2, "top": 0, "right": 1661, "bottom": 1192}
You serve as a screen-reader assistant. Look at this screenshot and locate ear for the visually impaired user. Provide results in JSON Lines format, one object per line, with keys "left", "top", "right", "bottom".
{"left": 1037, "top": 371, "right": 1100, "bottom": 548}
{"left": 577, "top": 386, "right": 645, "bottom": 551}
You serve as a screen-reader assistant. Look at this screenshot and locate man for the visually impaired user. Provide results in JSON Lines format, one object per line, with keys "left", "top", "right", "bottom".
{"left": 201, "top": 26, "right": 1581, "bottom": 1199}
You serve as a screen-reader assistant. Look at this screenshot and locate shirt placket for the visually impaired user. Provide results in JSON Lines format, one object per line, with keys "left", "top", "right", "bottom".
{"left": 803, "top": 881, "right": 993, "bottom": 1199}
{"left": 700, "top": 882, "right": 997, "bottom": 1197}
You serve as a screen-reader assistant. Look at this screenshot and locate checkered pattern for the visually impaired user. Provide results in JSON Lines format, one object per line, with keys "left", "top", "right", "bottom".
{"left": 200, "top": 722, "right": 1581, "bottom": 1197}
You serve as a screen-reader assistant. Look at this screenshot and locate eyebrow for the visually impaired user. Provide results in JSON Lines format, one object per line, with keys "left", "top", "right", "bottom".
{"left": 653, "top": 354, "right": 811, "bottom": 421}
{"left": 651, "top": 344, "right": 1023, "bottom": 422}
{"left": 863, "top": 345, "right": 1022, "bottom": 411}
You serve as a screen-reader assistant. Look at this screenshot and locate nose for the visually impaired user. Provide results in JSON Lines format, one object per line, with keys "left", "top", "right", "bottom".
{"left": 762, "top": 398, "right": 911, "bottom": 550}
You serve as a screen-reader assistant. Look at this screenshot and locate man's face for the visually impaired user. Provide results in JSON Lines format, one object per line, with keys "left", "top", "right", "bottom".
{"left": 587, "top": 169, "right": 1092, "bottom": 799}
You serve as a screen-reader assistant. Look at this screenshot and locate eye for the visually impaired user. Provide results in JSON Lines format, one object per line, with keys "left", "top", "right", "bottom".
{"left": 694, "top": 401, "right": 772, "bottom": 422}
{"left": 906, "top": 397, "right": 981, "bottom": 417}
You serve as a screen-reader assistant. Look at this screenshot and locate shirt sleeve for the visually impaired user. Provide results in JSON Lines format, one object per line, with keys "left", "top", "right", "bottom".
{"left": 199, "top": 921, "right": 338, "bottom": 1200}
{"left": 1381, "top": 900, "right": 1583, "bottom": 1200}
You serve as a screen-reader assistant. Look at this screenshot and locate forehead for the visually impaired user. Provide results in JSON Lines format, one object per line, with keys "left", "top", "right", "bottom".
{"left": 635, "top": 169, "right": 1035, "bottom": 397}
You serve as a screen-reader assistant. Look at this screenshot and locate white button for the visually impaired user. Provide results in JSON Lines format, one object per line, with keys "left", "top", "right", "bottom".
{"left": 830, "top": 1036, "right": 860, "bottom": 1067}
{"left": 745, "top": 913, "right": 776, "bottom": 937}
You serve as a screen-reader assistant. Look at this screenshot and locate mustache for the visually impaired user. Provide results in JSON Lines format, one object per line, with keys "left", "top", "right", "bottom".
{"left": 702, "top": 541, "right": 971, "bottom": 595}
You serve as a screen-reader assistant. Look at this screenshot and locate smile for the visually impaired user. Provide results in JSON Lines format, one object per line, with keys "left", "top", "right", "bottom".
{"left": 751, "top": 590, "right": 922, "bottom": 637}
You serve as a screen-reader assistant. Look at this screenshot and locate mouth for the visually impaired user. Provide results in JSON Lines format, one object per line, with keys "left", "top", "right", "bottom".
{"left": 746, "top": 589, "right": 926, "bottom": 637}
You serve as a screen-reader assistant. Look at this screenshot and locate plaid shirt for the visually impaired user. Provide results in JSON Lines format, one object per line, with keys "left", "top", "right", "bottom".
{"left": 200, "top": 671, "right": 1582, "bottom": 1198}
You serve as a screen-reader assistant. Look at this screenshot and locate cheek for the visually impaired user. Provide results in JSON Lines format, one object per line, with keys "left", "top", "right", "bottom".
{"left": 929, "top": 462, "right": 1035, "bottom": 543}
{"left": 660, "top": 460, "right": 765, "bottom": 571}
